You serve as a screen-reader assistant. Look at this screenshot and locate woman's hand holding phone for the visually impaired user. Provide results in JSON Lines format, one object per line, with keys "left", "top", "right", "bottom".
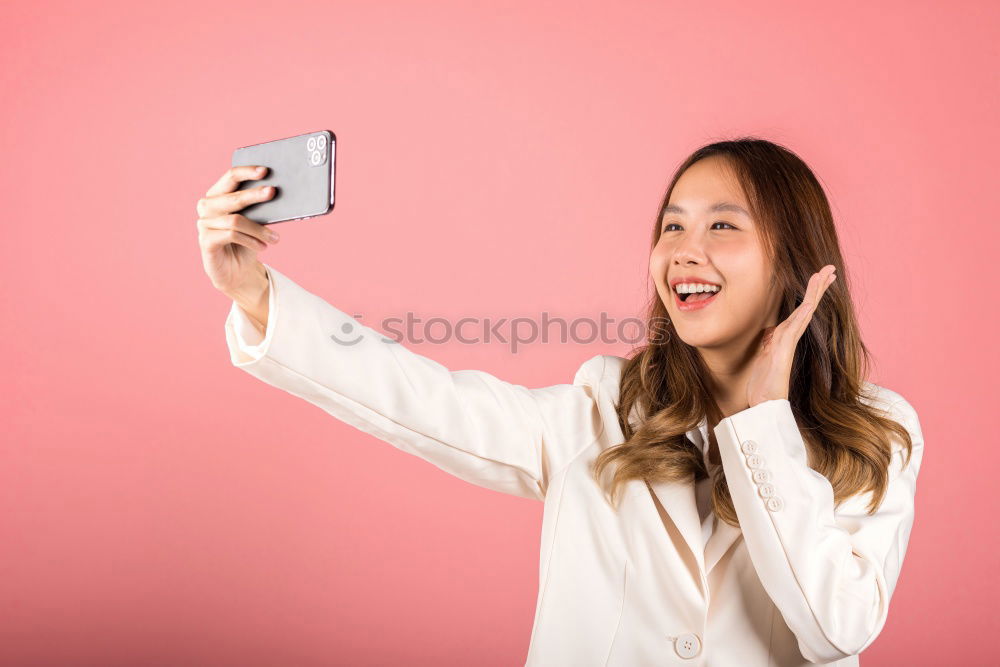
{"left": 197, "top": 165, "right": 279, "bottom": 328}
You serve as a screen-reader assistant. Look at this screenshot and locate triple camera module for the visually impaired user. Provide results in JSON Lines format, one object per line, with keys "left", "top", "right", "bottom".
{"left": 306, "top": 133, "right": 329, "bottom": 167}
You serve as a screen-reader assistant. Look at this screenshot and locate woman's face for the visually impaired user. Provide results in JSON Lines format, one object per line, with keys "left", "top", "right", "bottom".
{"left": 649, "top": 156, "right": 781, "bottom": 351}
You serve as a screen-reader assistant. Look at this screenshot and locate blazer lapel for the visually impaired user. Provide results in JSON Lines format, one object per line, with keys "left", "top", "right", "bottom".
{"left": 646, "top": 477, "right": 706, "bottom": 584}
{"left": 645, "top": 419, "right": 744, "bottom": 587}
{"left": 619, "top": 401, "right": 743, "bottom": 592}
{"left": 705, "top": 515, "right": 743, "bottom": 574}
{"left": 626, "top": 476, "right": 707, "bottom": 608}
{"left": 695, "top": 417, "right": 744, "bottom": 574}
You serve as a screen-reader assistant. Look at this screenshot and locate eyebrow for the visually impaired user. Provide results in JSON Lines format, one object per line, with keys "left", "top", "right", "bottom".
{"left": 662, "top": 202, "right": 751, "bottom": 217}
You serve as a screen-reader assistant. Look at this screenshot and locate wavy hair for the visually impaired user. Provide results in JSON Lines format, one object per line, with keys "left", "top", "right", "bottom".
{"left": 590, "top": 137, "right": 914, "bottom": 527}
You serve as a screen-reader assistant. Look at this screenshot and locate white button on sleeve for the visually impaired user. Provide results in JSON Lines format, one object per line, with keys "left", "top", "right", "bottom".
{"left": 713, "top": 397, "right": 925, "bottom": 663}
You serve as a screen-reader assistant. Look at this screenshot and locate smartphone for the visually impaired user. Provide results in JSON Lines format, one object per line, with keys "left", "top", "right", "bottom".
{"left": 230, "top": 130, "right": 336, "bottom": 225}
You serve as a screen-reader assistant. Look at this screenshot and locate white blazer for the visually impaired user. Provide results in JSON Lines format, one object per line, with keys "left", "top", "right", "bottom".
{"left": 224, "top": 263, "right": 924, "bottom": 667}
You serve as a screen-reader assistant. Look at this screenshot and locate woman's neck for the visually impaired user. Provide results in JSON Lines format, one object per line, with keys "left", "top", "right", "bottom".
{"left": 698, "top": 336, "right": 760, "bottom": 418}
{"left": 697, "top": 300, "right": 781, "bottom": 419}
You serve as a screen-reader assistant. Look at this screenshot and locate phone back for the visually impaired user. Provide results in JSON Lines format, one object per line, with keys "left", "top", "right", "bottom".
{"left": 231, "top": 130, "right": 336, "bottom": 225}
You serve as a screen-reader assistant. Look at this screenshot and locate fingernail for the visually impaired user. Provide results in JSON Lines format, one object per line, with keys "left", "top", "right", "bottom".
{"left": 268, "top": 231, "right": 280, "bottom": 241}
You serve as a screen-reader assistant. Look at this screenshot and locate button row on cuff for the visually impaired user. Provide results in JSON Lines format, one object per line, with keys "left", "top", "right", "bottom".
{"left": 741, "top": 440, "right": 784, "bottom": 512}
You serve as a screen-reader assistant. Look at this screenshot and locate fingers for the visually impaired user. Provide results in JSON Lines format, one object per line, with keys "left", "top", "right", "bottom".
{"left": 810, "top": 264, "right": 836, "bottom": 302}
{"left": 197, "top": 182, "right": 275, "bottom": 219}
{"left": 808, "top": 265, "right": 836, "bottom": 308}
{"left": 197, "top": 212, "right": 278, "bottom": 248}
{"left": 206, "top": 165, "right": 268, "bottom": 197}
{"left": 197, "top": 165, "right": 274, "bottom": 217}
{"left": 770, "top": 265, "right": 836, "bottom": 341}
{"left": 199, "top": 225, "right": 272, "bottom": 254}
{"left": 790, "top": 265, "right": 836, "bottom": 336}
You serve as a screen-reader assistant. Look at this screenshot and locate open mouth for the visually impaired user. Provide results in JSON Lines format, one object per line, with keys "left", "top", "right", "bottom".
{"left": 672, "top": 283, "right": 722, "bottom": 311}
{"left": 677, "top": 290, "right": 718, "bottom": 303}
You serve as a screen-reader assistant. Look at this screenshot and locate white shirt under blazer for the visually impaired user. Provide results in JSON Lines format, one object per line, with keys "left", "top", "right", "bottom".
{"left": 224, "top": 263, "right": 924, "bottom": 667}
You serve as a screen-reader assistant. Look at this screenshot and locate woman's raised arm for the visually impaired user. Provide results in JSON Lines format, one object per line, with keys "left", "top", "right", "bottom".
{"left": 225, "top": 262, "right": 607, "bottom": 500}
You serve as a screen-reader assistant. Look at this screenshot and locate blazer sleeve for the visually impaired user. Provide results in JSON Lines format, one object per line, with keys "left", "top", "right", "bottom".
{"left": 224, "top": 262, "right": 607, "bottom": 501}
{"left": 713, "top": 394, "right": 923, "bottom": 664}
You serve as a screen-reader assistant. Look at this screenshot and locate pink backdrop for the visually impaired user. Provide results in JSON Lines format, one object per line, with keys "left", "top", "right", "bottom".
{"left": 3, "top": 0, "right": 997, "bottom": 664}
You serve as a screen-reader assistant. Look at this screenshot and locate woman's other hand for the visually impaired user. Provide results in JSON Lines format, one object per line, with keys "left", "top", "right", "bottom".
{"left": 745, "top": 265, "right": 837, "bottom": 408}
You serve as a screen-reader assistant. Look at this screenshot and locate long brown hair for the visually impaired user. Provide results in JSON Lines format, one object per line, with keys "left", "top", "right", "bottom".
{"left": 591, "top": 137, "right": 914, "bottom": 527}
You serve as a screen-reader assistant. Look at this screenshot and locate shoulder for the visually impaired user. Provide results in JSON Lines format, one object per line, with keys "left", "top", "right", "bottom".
{"left": 860, "top": 382, "right": 919, "bottom": 424}
{"left": 860, "top": 381, "right": 924, "bottom": 460}
{"left": 572, "top": 354, "right": 628, "bottom": 388}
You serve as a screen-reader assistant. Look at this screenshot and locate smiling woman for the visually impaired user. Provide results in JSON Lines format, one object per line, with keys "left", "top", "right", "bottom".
{"left": 213, "top": 136, "right": 922, "bottom": 667}
{"left": 586, "top": 139, "right": 919, "bottom": 664}
{"left": 602, "top": 140, "right": 910, "bottom": 523}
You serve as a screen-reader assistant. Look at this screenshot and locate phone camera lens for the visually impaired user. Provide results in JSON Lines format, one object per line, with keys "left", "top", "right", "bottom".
{"left": 317, "top": 134, "right": 327, "bottom": 149}
{"left": 311, "top": 150, "right": 322, "bottom": 166}
{"left": 307, "top": 137, "right": 317, "bottom": 151}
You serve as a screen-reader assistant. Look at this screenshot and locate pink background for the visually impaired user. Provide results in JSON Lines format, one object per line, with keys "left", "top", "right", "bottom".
{"left": 3, "top": 0, "right": 997, "bottom": 664}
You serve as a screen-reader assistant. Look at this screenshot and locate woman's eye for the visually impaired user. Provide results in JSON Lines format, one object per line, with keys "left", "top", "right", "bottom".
{"left": 661, "top": 221, "right": 735, "bottom": 234}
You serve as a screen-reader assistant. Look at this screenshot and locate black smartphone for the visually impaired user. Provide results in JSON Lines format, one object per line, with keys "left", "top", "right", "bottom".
{"left": 230, "top": 130, "right": 336, "bottom": 225}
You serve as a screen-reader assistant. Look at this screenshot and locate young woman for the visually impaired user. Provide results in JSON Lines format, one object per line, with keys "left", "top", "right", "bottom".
{"left": 197, "top": 137, "right": 923, "bottom": 666}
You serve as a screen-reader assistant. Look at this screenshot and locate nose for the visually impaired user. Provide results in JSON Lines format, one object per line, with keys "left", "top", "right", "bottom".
{"left": 672, "top": 236, "right": 707, "bottom": 266}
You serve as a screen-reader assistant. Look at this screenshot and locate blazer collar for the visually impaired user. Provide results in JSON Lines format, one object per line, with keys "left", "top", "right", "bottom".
{"left": 645, "top": 417, "right": 744, "bottom": 589}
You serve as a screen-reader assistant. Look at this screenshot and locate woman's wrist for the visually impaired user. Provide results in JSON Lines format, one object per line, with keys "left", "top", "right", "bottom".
{"left": 227, "top": 263, "right": 270, "bottom": 331}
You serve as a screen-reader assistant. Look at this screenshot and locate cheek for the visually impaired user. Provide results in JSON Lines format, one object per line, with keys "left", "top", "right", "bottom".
{"left": 722, "top": 287, "right": 775, "bottom": 335}
{"left": 649, "top": 244, "right": 669, "bottom": 276}
{"left": 715, "top": 245, "right": 771, "bottom": 312}
{"left": 725, "top": 283, "right": 770, "bottom": 319}
{"left": 720, "top": 236, "right": 768, "bottom": 278}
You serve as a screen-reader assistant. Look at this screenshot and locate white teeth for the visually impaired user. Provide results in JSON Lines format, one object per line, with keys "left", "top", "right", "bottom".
{"left": 675, "top": 282, "right": 721, "bottom": 294}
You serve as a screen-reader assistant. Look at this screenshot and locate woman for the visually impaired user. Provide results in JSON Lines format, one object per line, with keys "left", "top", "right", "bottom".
{"left": 196, "top": 137, "right": 923, "bottom": 666}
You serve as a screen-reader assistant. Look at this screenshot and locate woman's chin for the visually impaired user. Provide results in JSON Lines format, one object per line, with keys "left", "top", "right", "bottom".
{"left": 673, "top": 326, "right": 727, "bottom": 350}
